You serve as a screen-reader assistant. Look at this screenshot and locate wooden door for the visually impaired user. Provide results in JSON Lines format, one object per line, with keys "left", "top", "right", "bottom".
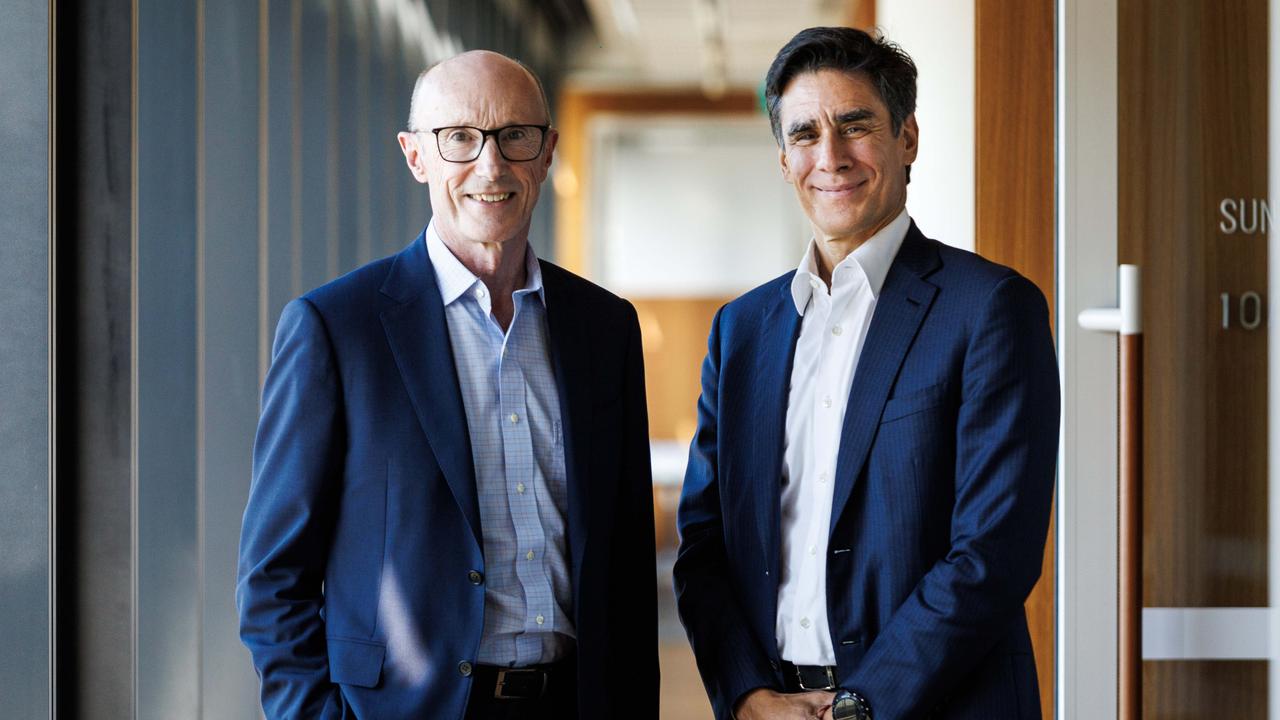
{"left": 1118, "top": 1, "right": 1270, "bottom": 716}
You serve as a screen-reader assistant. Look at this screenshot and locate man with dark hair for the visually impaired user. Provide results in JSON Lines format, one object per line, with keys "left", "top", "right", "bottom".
{"left": 237, "top": 50, "right": 659, "bottom": 720}
{"left": 674, "top": 27, "right": 1058, "bottom": 720}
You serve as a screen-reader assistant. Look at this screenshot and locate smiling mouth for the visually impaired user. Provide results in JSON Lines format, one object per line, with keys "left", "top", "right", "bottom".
{"left": 817, "top": 180, "right": 866, "bottom": 194}
{"left": 468, "top": 192, "right": 514, "bottom": 203}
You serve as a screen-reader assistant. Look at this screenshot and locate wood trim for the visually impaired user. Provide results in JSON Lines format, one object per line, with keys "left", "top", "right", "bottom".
{"left": 846, "top": 0, "right": 876, "bottom": 30}
{"left": 974, "top": 0, "right": 1056, "bottom": 717}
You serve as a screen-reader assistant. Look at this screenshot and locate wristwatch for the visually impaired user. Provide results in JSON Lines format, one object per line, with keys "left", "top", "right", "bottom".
{"left": 831, "top": 689, "right": 871, "bottom": 720}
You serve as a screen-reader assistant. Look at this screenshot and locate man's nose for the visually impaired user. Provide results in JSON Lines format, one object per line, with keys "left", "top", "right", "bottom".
{"left": 815, "top": 133, "right": 853, "bottom": 173}
{"left": 472, "top": 135, "right": 509, "bottom": 178}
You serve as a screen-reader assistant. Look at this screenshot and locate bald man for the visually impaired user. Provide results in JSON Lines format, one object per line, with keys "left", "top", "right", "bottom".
{"left": 237, "top": 51, "right": 659, "bottom": 720}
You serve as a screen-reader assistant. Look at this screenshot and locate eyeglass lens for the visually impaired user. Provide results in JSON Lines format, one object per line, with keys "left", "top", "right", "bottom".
{"left": 437, "top": 126, "right": 545, "bottom": 162}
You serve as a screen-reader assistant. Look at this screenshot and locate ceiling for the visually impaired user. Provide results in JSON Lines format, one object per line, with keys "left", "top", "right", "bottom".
{"left": 568, "top": 0, "right": 861, "bottom": 92}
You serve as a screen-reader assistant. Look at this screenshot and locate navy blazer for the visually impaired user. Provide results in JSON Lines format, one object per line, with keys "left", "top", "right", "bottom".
{"left": 237, "top": 231, "right": 659, "bottom": 719}
{"left": 674, "top": 223, "right": 1059, "bottom": 720}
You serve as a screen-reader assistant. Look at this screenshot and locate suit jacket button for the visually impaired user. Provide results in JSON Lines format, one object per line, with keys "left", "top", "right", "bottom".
{"left": 458, "top": 661, "right": 473, "bottom": 677}
{"left": 468, "top": 570, "right": 484, "bottom": 585}
{"left": 769, "top": 660, "right": 780, "bottom": 670}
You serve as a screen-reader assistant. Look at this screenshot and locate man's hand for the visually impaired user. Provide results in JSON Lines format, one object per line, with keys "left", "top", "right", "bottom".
{"left": 734, "top": 688, "right": 835, "bottom": 720}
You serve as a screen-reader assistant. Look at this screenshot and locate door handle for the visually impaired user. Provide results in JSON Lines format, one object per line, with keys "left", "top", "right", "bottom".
{"left": 1078, "top": 263, "right": 1143, "bottom": 720}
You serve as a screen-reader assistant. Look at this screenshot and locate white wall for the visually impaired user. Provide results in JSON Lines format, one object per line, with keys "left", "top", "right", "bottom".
{"left": 591, "top": 115, "right": 810, "bottom": 296}
{"left": 877, "top": 0, "right": 976, "bottom": 251}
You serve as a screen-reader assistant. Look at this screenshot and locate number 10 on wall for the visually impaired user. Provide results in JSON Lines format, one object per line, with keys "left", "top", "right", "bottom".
{"left": 1220, "top": 291, "right": 1265, "bottom": 330}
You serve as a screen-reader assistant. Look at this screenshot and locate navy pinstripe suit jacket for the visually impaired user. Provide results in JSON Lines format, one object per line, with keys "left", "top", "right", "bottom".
{"left": 237, "top": 231, "right": 659, "bottom": 720}
{"left": 674, "top": 222, "right": 1059, "bottom": 720}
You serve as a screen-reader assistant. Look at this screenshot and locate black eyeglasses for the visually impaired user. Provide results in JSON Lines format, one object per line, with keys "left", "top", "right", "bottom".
{"left": 428, "top": 124, "right": 550, "bottom": 163}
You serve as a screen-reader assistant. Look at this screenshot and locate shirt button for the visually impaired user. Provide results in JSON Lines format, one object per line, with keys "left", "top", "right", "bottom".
{"left": 526, "top": 550, "right": 535, "bottom": 561}
{"left": 832, "top": 325, "right": 843, "bottom": 336}
{"left": 458, "top": 661, "right": 473, "bottom": 677}
{"left": 509, "top": 412, "right": 520, "bottom": 424}
{"left": 467, "top": 570, "right": 484, "bottom": 585}
{"left": 822, "top": 396, "right": 833, "bottom": 408}
{"left": 809, "top": 545, "right": 817, "bottom": 556}
{"left": 535, "top": 614, "right": 545, "bottom": 625}
{"left": 516, "top": 482, "right": 526, "bottom": 494}
{"left": 800, "top": 617, "right": 811, "bottom": 629}
{"left": 475, "top": 287, "right": 486, "bottom": 299}
{"left": 819, "top": 471, "right": 829, "bottom": 483}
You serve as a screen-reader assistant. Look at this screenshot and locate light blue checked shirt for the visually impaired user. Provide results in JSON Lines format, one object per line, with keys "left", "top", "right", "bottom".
{"left": 425, "top": 223, "right": 575, "bottom": 667}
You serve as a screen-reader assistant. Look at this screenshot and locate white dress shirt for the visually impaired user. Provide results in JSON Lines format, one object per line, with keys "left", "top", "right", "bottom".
{"left": 775, "top": 208, "right": 910, "bottom": 666}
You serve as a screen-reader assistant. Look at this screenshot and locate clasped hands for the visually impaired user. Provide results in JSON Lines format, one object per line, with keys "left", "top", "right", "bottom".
{"left": 735, "top": 687, "right": 836, "bottom": 720}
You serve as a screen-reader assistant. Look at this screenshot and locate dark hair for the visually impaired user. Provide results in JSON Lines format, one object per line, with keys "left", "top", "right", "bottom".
{"left": 764, "top": 27, "right": 917, "bottom": 144}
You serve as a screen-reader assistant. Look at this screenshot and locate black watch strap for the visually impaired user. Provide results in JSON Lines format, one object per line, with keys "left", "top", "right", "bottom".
{"left": 831, "top": 689, "right": 871, "bottom": 720}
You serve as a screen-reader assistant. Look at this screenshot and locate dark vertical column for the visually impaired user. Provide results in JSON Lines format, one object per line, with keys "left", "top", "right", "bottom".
{"left": 135, "top": 0, "right": 199, "bottom": 717}
{"left": 0, "top": 1, "right": 51, "bottom": 717}
{"left": 397, "top": 36, "right": 423, "bottom": 244}
{"left": 298, "top": 0, "right": 330, "bottom": 291}
{"left": 336, "top": 0, "right": 360, "bottom": 274}
{"left": 324, "top": 0, "right": 339, "bottom": 280}
{"left": 388, "top": 22, "right": 415, "bottom": 254}
{"left": 534, "top": 73, "right": 558, "bottom": 262}
{"left": 199, "top": 0, "right": 262, "bottom": 715}
{"left": 265, "top": 0, "right": 298, "bottom": 349}
{"left": 53, "top": 0, "right": 134, "bottom": 714}
{"left": 367, "top": 10, "right": 389, "bottom": 258}
{"left": 355, "top": 5, "right": 373, "bottom": 265}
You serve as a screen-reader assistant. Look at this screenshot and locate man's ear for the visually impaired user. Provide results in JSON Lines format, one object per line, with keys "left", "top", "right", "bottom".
{"left": 541, "top": 128, "right": 559, "bottom": 173}
{"left": 397, "top": 131, "right": 430, "bottom": 184}
{"left": 900, "top": 113, "right": 919, "bottom": 166}
{"left": 779, "top": 145, "right": 793, "bottom": 184}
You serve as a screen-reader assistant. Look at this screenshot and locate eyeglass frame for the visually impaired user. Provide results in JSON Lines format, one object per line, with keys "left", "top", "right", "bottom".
{"left": 423, "top": 124, "right": 551, "bottom": 163}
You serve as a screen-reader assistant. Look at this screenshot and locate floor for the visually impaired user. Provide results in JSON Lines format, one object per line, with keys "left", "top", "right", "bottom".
{"left": 657, "top": 545, "right": 715, "bottom": 720}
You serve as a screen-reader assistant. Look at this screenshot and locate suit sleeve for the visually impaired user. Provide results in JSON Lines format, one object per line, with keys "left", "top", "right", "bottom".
{"left": 843, "top": 274, "right": 1060, "bottom": 718}
{"left": 608, "top": 303, "right": 661, "bottom": 715}
{"left": 237, "top": 298, "right": 348, "bottom": 720}
{"left": 674, "top": 307, "right": 781, "bottom": 720}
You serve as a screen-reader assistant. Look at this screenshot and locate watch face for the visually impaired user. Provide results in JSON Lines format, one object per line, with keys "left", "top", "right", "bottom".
{"left": 832, "top": 691, "right": 869, "bottom": 720}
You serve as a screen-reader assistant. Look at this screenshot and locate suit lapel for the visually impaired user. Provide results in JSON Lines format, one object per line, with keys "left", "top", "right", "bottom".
{"left": 753, "top": 281, "right": 803, "bottom": 576}
{"left": 828, "top": 225, "right": 940, "bottom": 534}
{"left": 540, "top": 262, "right": 593, "bottom": 591}
{"left": 379, "top": 234, "right": 482, "bottom": 548}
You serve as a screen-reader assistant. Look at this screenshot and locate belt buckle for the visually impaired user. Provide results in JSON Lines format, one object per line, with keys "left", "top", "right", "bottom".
{"left": 494, "top": 668, "right": 547, "bottom": 700}
{"left": 795, "top": 665, "right": 837, "bottom": 691}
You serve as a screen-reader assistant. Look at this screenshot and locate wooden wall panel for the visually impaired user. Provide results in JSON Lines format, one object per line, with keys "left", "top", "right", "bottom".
{"left": 975, "top": 0, "right": 1055, "bottom": 308}
{"left": 845, "top": 0, "right": 876, "bottom": 31}
{"left": 632, "top": 298, "right": 733, "bottom": 441}
{"left": 975, "top": 1, "right": 1056, "bottom": 717}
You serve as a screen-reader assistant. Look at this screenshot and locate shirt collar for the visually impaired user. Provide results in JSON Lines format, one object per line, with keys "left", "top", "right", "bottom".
{"left": 425, "top": 220, "right": 545, "bottom": 307}
{"left": 789, "top": 207, "right": 910, "bottom": 316}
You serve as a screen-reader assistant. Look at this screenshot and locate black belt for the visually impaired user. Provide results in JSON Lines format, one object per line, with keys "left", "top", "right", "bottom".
{"left": 780, "top": 661, "right": 839, "bottom": 692}
{"left": 471, "top": 661, "right": 570, "bottom": 701}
